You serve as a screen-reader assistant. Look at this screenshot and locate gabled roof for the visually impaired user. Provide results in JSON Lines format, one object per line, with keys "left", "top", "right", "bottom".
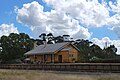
{"left": 25, "top": 42, "right": 71, "bottom": 55}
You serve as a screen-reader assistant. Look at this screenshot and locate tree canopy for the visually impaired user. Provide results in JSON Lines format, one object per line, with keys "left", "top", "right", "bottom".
{"left": 0, "top": 33, "right": 119, "bottom": 63}
{"left": 0, "top": 33, "right": 35, "bottom": 63}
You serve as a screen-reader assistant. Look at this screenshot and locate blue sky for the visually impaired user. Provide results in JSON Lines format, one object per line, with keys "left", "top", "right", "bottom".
{"left": 0, "top": 0, "right": 42, "bottom": 37}
{"left": 0, "top": 0, "right": 120, "bottom": 54}
{"left": 0, "top": 0, "right": 55, "bottom": 38}
{"left": 89, "top": 27, "right": 118, "bottom": 40}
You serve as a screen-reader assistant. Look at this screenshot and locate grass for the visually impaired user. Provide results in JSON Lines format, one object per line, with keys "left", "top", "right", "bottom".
{"left": 0, "top": 69, "right": 119, "bottom": 80}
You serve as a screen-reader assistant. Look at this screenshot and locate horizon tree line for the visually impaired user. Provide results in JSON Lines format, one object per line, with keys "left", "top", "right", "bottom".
{"left": 0, "top": 33, "right": 118, "bottom": 63}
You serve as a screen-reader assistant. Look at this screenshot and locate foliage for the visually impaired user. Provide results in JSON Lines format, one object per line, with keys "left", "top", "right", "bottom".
{"left": 73, "top": 39, "right": 118, "bottom": 62}
{"left": 38, "top": 33, "right": 64, "bottom": 44}
{"left": 0, "top": 32, "right": 119, "bottom": 63}
{"left": 103, "top": 45, "right": 117, "bottom": 59}
{"left": 0, "top": 33, "right": 34, "bottom": 63}
{"left": 74, "top": 39, "right": 93, "bottom": 61}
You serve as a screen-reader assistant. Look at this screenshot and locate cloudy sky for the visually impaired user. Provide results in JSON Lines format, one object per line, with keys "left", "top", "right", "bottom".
{"left": 0, "top": 0, "right": 120, "bottom": 54}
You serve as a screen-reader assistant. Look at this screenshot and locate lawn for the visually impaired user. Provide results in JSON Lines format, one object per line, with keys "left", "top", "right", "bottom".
{"left": 0, "top": 69, "right": 119, "bottom": 80}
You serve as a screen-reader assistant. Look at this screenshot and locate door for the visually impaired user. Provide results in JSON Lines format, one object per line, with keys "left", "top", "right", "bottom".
{"left": 58, "top": 55, "right": 62, "bottom": 63}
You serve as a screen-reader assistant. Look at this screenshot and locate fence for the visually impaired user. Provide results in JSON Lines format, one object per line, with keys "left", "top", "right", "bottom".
{"left": 0, "top": 63, "right": 120, "bottom": 72}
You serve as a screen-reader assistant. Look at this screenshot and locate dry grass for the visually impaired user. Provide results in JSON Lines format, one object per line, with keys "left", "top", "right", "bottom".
{"left": 0, "top": 69, "right": 119, "bottom": 80}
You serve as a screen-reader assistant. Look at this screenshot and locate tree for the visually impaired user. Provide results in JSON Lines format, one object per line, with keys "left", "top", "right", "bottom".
{"left": 47, "top": 33, "right": 55, "bottom": 44}
{"left": 39, "top": 33, "right": 46, "bottom": 41}
{"left": 37, "top": 33, "right": 64, "bottom": 45}
{"left": 90, "top": 44, "right": 104, "bottom": 60}
{"left": 0, "top": 33, "right": 35, "bottom": 63}
{"left": 36, "top": 39, "right": 43, "bottom": 45}
{"left": 103, "top": 45, "right": 117, "bottom": 59}
{"left": 74, "top": 39, "right": 93, "bottom": 62}
{"left": 53, "top": 36, "right": 64, "bottom": 43}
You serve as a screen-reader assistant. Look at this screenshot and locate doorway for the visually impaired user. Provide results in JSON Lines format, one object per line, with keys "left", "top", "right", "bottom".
{"left": 58, "top": 55, "right": 62, "bottom": 63}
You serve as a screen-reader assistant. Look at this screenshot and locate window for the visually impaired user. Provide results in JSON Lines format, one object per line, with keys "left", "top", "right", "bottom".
{"left": 69, "top": 54, "right": 73, "bottom": 57}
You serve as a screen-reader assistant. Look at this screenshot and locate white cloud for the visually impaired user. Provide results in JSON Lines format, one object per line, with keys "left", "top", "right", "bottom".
{"left": 43, "top": 0, "right": 110, "bottom": 27}
{"left": 42, "top": 0, "right": 120, "bottom": 38}
{"left": 107, "top": 0, "right": 120, "bottom": 38}
{"left": 91, "top": 37, "right": 120, "bottom": 54}
{"left": 16, "top": 1, "right": 91, "bottom": 39}
{"left": 16, "top": 1, "right": 45, "bottom": 26}
{"left": 73, "top": 27, "right": 91, "bottom": 39}
{"left": 16, "top": 0, "right": 120, "bottom": 39}
{"left": 0, "top": 24, "right": 19, "bottom": 37}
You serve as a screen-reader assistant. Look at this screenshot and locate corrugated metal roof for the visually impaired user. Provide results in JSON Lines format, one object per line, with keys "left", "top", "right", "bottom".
{"left": 25, "top": 42, "right": 70, "bottom": 55}
{"left": 61, "top": 48, "right": 71, "bottom": 51}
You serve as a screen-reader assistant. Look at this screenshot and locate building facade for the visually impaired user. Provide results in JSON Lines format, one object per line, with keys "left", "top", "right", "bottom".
{"left": 25, "top": 42, "right": 79, "bottom": 63}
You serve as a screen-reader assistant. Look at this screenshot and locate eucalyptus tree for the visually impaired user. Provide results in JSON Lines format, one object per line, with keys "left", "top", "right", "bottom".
{"left": 90, "top": 44, "right": 104, "bottom": 60}
{"left": 103, "top": 45, "right": 117, "bottom": 59}
{"left": 47, "top": 33, "right": 55, "bottom": 44}
{"left": 0, "top": 33, "right": 35, "bottom": 63}
{"left": 39, "top": 33, "right": 46, "bottom": 41}
{"left": 53, "top": 36, "right": 64, "bottom": 43}
{"left": 74, "top": 39, "right": 93, "bottom": 62}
